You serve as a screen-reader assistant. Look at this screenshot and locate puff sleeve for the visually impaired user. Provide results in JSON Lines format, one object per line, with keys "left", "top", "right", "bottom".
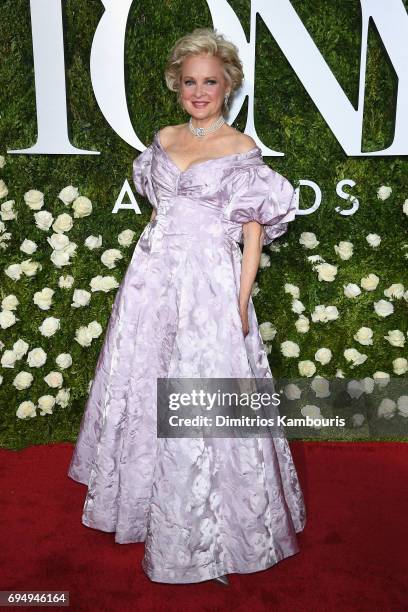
{"left": 223, "top": 163, "right": 299, "bottom": 246}
{"left": 132, "top": 143, "right": 157, "bottom": 209}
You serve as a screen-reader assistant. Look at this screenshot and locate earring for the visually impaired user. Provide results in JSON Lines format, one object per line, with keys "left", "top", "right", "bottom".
{"left": 224, "top": 93, "right": 230, "bottom": 107}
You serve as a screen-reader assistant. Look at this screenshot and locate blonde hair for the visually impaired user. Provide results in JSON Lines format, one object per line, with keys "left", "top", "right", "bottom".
{"left": 164, "top": 28, "right": 244, "bottom": 114}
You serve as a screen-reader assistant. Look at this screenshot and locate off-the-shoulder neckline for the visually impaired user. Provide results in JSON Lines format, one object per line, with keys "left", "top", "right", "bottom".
{"left": 154, "top": 130, "right": 262, "bottom": 174}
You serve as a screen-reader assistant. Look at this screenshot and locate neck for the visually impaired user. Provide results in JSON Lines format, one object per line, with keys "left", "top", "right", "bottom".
{"left": 190, "top": 114, "right": 222, "bottom": 128}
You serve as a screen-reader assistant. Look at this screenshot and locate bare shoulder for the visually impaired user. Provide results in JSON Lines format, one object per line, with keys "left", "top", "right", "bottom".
{"left": 157, "top": 124, "right": 186, "bottom": 147}
{"left": 232, "top": 131, "right": 257, "bottom": 153}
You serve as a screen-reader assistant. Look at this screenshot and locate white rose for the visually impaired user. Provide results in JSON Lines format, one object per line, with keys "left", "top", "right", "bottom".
{"left": 44, "top": 371, "right": 63, "bottom": 388}
{"left": 344, "top": 348, "right": 368, "bottom": 367}
{"left": 264, "top": 342, "right": 272, "bottom": 354}
{"left": 24, "top": 189, "right": 44, "bottom": 210}
{"left": 55, "top": 353, "right": 72, "bottom": 369}
{"left": 258, "top": 321, "right": 276, "bottom": 342}
{"left": 75, "top": 326, "right": 93, "bottom": 347}
{"left": 377, "top": 398, "right": 396, "bottom": 419}
{"left": 2, "top": 294, "right": 18, "bottom": 310}
{"left": 315, "top": 263, "right": 337, "bottom": 282}
{"left": 20, "top": 239, "right": 37, "bottom": 255}
{"left": 38, "top": 394, "right": 56, "bottom": 415}
{"left": 361, "top": 273, "right": 379, "bottom": 291}
{"left": 50, "top": 250, "right": 71, "bottom": 268}
{"left": 403, "top": 199, "right": 408, "bottom": 216}
{"left": 85, "top": 235, "right": 102, "bottom": 250}
{"left": 251, "top": 282, "right": 260, "bottom": 297}
{"left": 334, "top": 241, "right": 353, "bottom": 260}
{"left": 21, "top": 259, "right": 41, "bottom": 277}
{"left": 311, "top": 304, "right": 339, "bottom": 323}
{"left": 377, "top": 185, "right": 392, "bottom": 200}
{"left": 354, "top": 327, "right": 373, "bottom": 346}
{"left": 72, "top": 195, "right": 92, "bottom": 218}
{"left": 344, "top": 283, "right": 361, "bottom": 298}
{"left": 4, "top": 263, "right": 22, "bottom": 280}
{"left": 34, "top": 210, "right": 54, "bottom": 231}
{"left": 269, "top": 243, "right": 281, "bottom": 253}
{"left": 284, "top": 283, "right": 300, "bottom": 299}
{"left": 384, "top": 330, "right": 405, "bottom": 347}
{"left": 101, "top": 248, "right": 123, "bottom": 269}
{"left": 47, "top": 233, "right": 70, "bottom": 251}
{"left": 13, "top": 339, "right": 29, "bottom": 359}
{"left": 299, "top": 232, "right": 319, "bottom": 249}
{"left": 0, "top": 309, "right": 17, "bottom": 329}
{"left": 33, "top": 288, "right": 54, "bottom": 310}
{"left": 0, "top": 179, "right": 9, "bottom": 198}
{"left": 259, "top": 253, "right": 270, "bottom": 269}
{"left": 64, "top": 241, "right": 77, "bottom": 257}
{"left": 16, "top": 400, "right": 36, "bottom": 419}
{"left": 56, "top": 387, "right": 70, "bottom": 407}
{"left": 52, "top": 212, "right": 73, "bottom": 233}
{"left": 336, "top": 369, "right": 346, "bottom": 378}
{"left": 291, "top": 299, "right": 305, "bottom": 314}
{"left": 347, "top": 379, "right": 365, "bottom": 399}
{"left": 397, "top": 396, "right": 408, "bottom": 418}
{"left": 311, "top": 376, "right": 330, "bottom": 397}
{"left": 295, "top": 315, "right": 309, "bottom": 333}
{"left": 298, "top": 360, "right": 316, "bottom": 377}
{"left": 0, "top": 155, "right": 5, "bottom": 168}
{"left": 281, "top": 340, "right": 300, "bottom": 358}
{"left": 352, "top": 413, "right": 365, "bottom": 427}
{"left": 58, "top": 275, "right": 74, "bottom": 289}
{"left": 393, "top": 358, "right": 408, "bottom": 375}
{"left": 27, "top": 347, "right": 47, "bottom": 368}
{"left": 1, "top": 199, "right": 16, "bottom": 220}
{"left": 88, "top": 321, "right": 102, "bottom": 338}
{"left": 118, "top": 229, "right": 135, "bottom": 247}
{"left": 311, "top": 305, "right": 326, "bottom": 322}
{"left": 366, "top": 233, "right": 381, "bottom": 248}
{"left": 374, "top": 299, "right": 394, "bottom": 317}
{"left": 384, "top": 283, "right": 404, "bottom": 299}
{"left": 1, "top": 349, "right": 18, "bottom": 368}
{"left": 72, "top": 289, "right": 91, "bottom": 308}
{"left": 89, "top": 275, "right": 119, "bottom": 292}
{"left": 373, "top": 371, "right": 390, "bottom": 388}
{"left": 284, "top": 383, "right": 301, "bottom": 400}
{"left": 301, "top": 404, "right": 321, "bottom": 418}
{"left": 58, "top": 185, "right": 79, "bottom": 205}
{"left": 315, "top": 348, "right": 332, "bottom": 365}
{"left": 38, "top": 317, "right": 60, "bottom": 337}
{"left": 325, "top": 306, "right": 339, "bottom": 321}
{"left": 13, "top": 371, "right": 34, "bottom": 390}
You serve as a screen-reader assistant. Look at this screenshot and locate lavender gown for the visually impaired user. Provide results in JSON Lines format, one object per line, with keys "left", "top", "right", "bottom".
{"left": 68, "top": 130, "right": 306, "bottom": 584}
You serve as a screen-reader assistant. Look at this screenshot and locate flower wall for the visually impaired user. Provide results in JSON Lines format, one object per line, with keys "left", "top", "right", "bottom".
{"left": 0, "top": 0, "right": 407, "bottom": 446}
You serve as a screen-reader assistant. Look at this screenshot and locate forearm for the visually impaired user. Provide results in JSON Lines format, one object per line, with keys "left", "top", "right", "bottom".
{"left": 239, "top": 222, "right": 264, "bottom": 307}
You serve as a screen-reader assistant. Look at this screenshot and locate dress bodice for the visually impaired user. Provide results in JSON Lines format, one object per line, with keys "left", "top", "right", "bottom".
{"left": 132, "top": 130, "right": 299, "bottom": 246}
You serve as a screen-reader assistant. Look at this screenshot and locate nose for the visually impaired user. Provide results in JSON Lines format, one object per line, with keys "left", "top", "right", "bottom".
{"left": 194, "top": 83, "right": 204, "bottom": 97}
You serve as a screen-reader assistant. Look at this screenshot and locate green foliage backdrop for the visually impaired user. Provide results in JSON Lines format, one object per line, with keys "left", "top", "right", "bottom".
{"left": 1, "top": 0, "right": 407, "bottom": 448}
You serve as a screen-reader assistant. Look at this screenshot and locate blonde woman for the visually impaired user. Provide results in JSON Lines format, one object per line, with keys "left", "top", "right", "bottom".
{"left": 69, "top": 27, "right": 306, "bottom": 586}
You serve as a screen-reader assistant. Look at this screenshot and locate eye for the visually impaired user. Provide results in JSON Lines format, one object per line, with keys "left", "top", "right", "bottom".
{"left": 206, "top": 79, "right": 217, "bottom": 84}
{"left": 184, "top": 79, "right": 194, "bottom": 85}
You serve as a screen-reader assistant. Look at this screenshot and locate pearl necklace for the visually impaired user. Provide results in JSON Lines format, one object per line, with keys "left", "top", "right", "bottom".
{"left": 188, "top": 115, "right": 225, "bottom": 138}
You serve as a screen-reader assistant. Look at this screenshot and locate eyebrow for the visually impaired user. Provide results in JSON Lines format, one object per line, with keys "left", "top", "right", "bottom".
{"left": 182, "top": 75, "right": 218, "bottom": 79}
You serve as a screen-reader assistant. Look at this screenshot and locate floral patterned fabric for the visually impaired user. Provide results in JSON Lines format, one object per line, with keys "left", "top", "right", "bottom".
{"left": 68, "top": 130, "right": 306, "bottom": 584}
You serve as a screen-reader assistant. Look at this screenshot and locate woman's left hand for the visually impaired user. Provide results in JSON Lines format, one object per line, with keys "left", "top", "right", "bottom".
{"left": 239, "top": 302, "right": 249, "bottom": 337}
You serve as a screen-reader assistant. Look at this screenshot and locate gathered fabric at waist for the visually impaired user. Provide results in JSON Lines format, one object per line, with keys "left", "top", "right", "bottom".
{"left": 138, "top": 198, "right": 240, "bottom": 258}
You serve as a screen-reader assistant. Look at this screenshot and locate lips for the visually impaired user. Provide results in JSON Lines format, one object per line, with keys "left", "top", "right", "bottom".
{"left": 192, "top": 102, "right": 209, "bottom": 107}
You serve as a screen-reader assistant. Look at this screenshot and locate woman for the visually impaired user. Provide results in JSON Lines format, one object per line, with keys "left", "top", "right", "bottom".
{"left": 68, "top": 27, "right": 306, "bottom": 586}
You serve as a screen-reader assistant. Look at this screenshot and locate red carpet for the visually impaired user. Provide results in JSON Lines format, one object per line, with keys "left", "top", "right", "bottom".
{"left": 0, "top": 441, "right": 406, "bottom": 611}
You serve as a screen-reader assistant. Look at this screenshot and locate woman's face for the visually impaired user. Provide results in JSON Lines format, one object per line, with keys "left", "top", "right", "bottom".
{"left": 179, "top": 53, "right": 230, "bottom": 120}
